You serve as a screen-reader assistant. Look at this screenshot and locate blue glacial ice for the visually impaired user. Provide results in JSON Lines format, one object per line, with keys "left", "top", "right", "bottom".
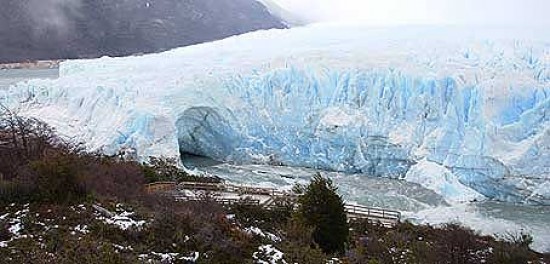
{"left": 1, "top": 25, "right": 548, "bottom": 204}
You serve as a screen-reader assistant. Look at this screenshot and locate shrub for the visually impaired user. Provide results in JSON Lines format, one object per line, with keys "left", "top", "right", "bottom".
{"left": 489, "top": 231, "right": 538, "bottom": 264}
{"left": 501, "top": 231, "right": 534, "bottom": 248}
{"left": 0, "top": 106, "right": 152, "bottom": 204}
{"left": 296, "top": 173, "right": 349, "bottom": 254}
{"left": 145, "top": 207, "right": 195, "bottom": 252}
{"left": 28, "top": 154, "right": 87, "bottom": 204}
{"left": 347, "top": 219, "right": 550, "bottom": 264}
{"left": 11, "top": 152, "right": 147, "bottom": 204}
{"left": 231, "top": 201, "right": 293, "bottom": 231}
{"left": 279, "top": 215, "right": 328, "bottom": 263}
{"left": 433, "top": 223, "right": 486, "bottom": 263}
{"left": 0, "top": 104, "right": 73, "bottom": 180}
{"left": 0, "top": 179, "right": 36, "bottom": 204}
{"left": 79, "top": 155, "right": 146, "bottom": 202}
{"left": 136, "top": 197, "right": 259, "bottom": 263}
{"left": 0, "top": 219, "right": 10, "bottom": 242}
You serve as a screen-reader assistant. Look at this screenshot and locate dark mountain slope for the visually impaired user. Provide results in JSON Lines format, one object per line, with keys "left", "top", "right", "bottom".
{"left": 0, "top": 0, "right": 286, "bottom": 63}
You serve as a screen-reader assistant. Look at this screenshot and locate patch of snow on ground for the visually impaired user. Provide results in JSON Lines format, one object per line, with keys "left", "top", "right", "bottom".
{"left": 103, "top": 215, "right": 146, "bottom": 230}
{"left": 245, "top": 226, "right": 281, "bottom": 242}
{"left": 8, "top": 223, "right": 22, "bottom": 236}
{"left": 94, "top": 204, "right": 147, "bottom": 230}
{"left": 8, "top": 205, "right": 29, "bottom": 236}
{"left": 181, "top": 252, "right": 200, "bottom": 262}
{"left": 139, "top": 252, "right": 200, "bottom": 263}
{"left": 74, "top": 224, "right": 89, "bottom": 234}
{"left": 253, "top": 244, "right": 287, "bottom": 264}
{"left": 112, "top": 243, "right": 134, "bottom": 252}
{"left": 0, "top": 204, "right": 30, "bottom": 247}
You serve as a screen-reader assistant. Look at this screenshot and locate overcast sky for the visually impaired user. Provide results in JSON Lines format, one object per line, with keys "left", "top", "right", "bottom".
{"left": 270, "top": 0, "right": 549, "bottom": 26}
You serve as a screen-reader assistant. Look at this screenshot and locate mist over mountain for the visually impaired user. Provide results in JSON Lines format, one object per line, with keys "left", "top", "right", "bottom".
{"left": 0, "top": 0, "right": 286, "bottom": 63}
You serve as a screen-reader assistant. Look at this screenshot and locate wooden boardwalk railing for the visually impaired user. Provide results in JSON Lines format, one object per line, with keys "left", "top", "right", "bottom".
{"left": 145, "top": 181, "right": 178, "bottom": 194}
{"left": 175, "top": 196, "right": 262, "bottom": 206}
{"left": 344, "top": 204, "right": 401, "bottom": 226}
{"left": 151, "top": 181, "right": 402, "bottom": 226}
{"left": 177, "top": 181, "right": 293, "bottom": 197}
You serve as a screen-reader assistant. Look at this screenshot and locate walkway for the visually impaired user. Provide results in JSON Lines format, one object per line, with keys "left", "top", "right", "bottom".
{"left": 145, "top": 181, "right": 402, "bottom": 226}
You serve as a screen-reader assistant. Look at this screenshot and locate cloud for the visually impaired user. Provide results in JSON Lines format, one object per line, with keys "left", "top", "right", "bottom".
{"left": 270, "top": 0, "right": 550, "bottom": 26}
{"left": 22, "top": 0, "right": 83, "bottom": 37}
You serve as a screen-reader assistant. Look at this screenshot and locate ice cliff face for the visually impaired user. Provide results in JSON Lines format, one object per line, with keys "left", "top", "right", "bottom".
{"left": 1, "top": 25, "right": 548, "bottom": 204}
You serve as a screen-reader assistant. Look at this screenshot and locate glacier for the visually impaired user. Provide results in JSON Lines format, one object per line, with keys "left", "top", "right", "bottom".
{"left": 1, "top": 24, "right": 548, "bottom": 205}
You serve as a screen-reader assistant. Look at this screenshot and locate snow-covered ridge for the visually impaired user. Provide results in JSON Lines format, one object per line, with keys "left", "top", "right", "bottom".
{"left": 1, "top": 25, "right": 548, "bottom": 204}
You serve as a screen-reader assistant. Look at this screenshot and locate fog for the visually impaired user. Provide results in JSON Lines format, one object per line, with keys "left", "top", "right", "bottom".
{"left": 18, "top": 0, "right": 83, "bottom": 37}
{"left": 270, "top": 0, "right": 550, "bottom": 26}
{"left": 19, "top": 0, "right": 550, "bottom": 31}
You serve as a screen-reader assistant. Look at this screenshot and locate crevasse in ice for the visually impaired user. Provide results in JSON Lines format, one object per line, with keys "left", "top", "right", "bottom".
{"left": 1, "top": 25, "right": 548, "bottom": 204}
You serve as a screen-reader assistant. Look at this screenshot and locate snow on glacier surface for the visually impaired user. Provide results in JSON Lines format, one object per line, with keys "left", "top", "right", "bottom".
{"left": 1, "top": 24, "right": 549, "bottom": 204}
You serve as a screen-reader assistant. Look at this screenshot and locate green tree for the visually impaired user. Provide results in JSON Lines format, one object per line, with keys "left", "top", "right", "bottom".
{"left": 279, "top": 215, "right": 328, "bottom": 263}
{"left": 296, "top": 173, "right": 349, "bottom": 254}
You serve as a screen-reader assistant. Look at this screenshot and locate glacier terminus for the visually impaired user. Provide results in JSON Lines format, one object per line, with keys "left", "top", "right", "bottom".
{"left": 1, "top": 24, "right": 549, "bottom": 205}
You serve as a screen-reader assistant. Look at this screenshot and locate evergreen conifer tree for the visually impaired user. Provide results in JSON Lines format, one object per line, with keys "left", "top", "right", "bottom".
{"left": 296, "top": 173, "right": 349, "bottom": 254}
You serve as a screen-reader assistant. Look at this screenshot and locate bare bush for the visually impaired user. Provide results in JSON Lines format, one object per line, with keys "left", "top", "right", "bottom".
{"left": 0, "top": 104, "right": 62, "bottom": 180}
{"left": 0, "top": 104, "right": 148, "bottom": 204}
{"left": 78, "top": 155, "right": 146, "bottom": 202}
